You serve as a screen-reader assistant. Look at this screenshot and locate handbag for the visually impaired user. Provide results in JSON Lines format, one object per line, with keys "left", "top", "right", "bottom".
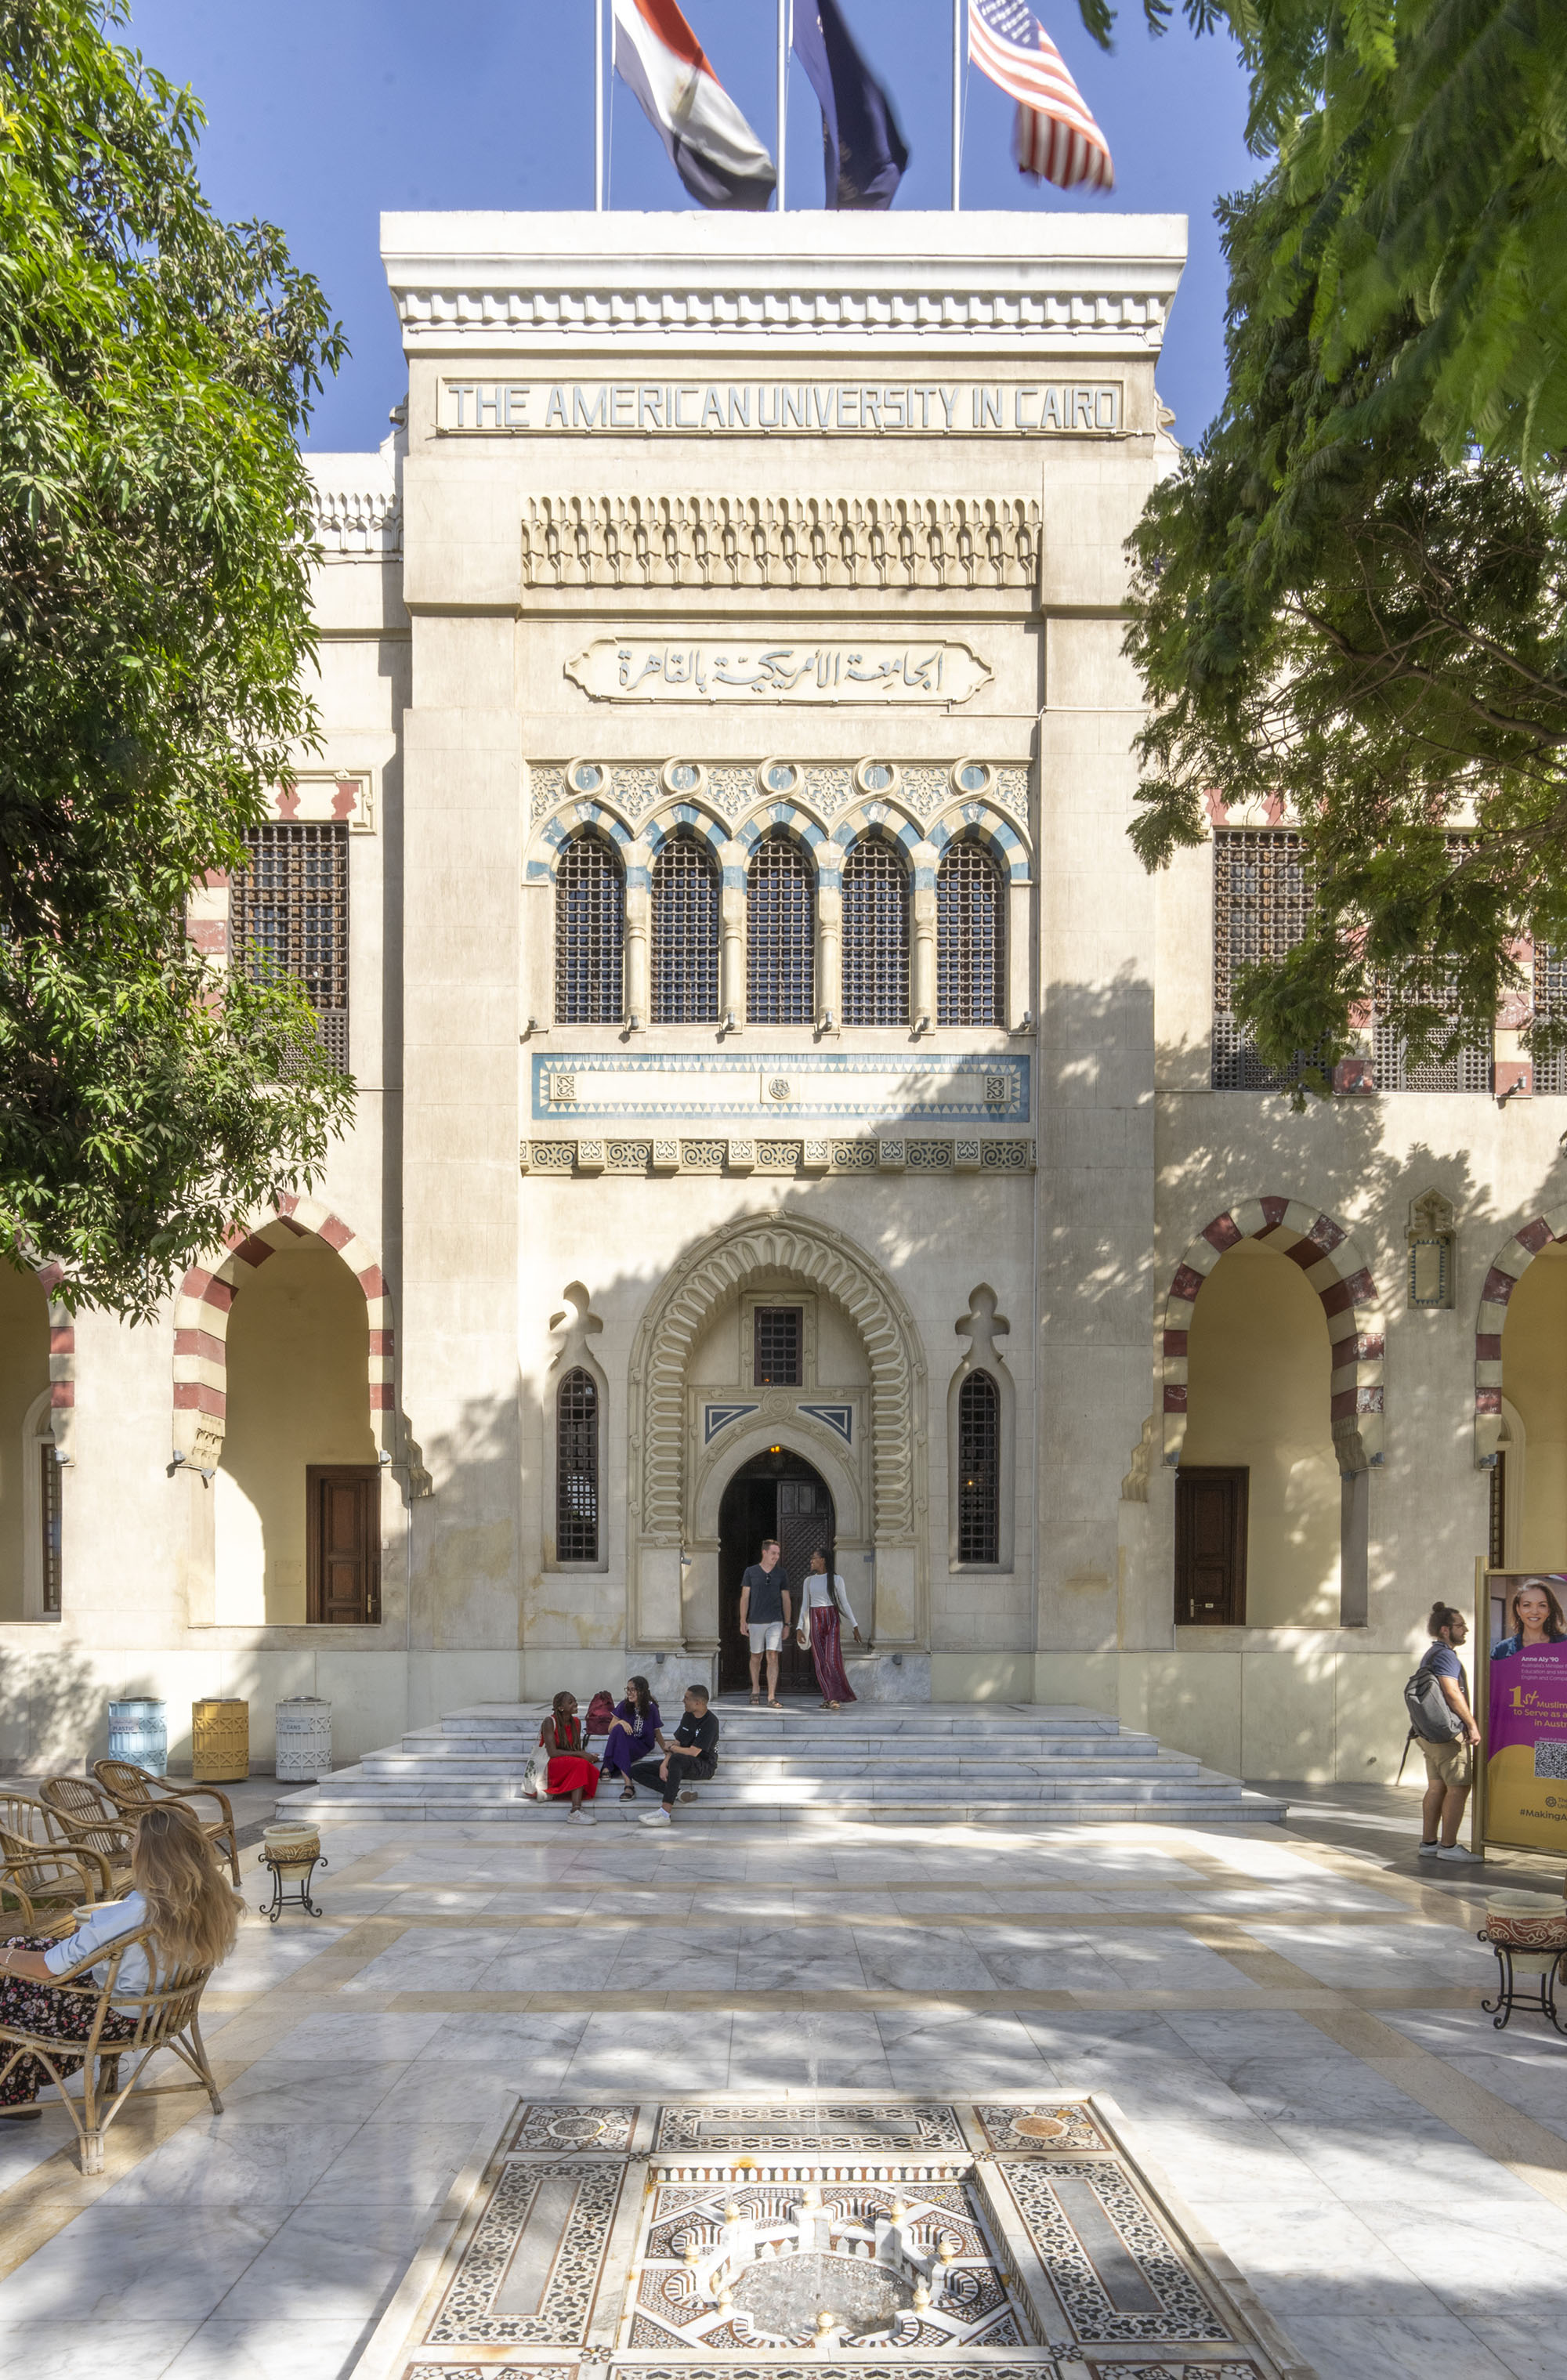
{"left": 520, "top": 1724, "right": 550, "bottom": 1801}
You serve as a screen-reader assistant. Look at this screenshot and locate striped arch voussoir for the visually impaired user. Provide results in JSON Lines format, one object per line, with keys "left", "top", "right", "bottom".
{"left": 172, "top": 1195, "right": 393, "bottom": 1464}
{"left": 1160, "top": 1197, "right": 1384, "bottom": 1473}
{"left": 928, "top": 806, "right": 1031, "bottom": 884}
{"left": 645, "top": 804, "right": 727, "bottom": 861}
{"left": 736, "top": 804, "right": 827, "bottom": 863}
{"left": 1474, "top": 1203, "right": 1567, "bottom": 1465}
{"left": 527, "top": 803, "right": 634, "bottom": 886}
{"left": 32, "top": 1263, "right": 76, "bottom": 1463}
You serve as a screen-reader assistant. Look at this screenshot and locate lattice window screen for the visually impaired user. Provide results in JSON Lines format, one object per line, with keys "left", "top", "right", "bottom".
{"left": 556, "top": 1369, "right": 599, "bottom": 1562}
{"left": 842, "top": 837, "right": 910, "bottom": 1025}
{"left": 554, "top": 835, "right": 624, "bottom": 1023}
{"left": 936, "top": 838, "right": 1004, "bottom": 1025}
{"left": 230, "top": 823, "right": 349, "bottom": 1071}
{"left": 747, "top": 833, "right": 814, "bottom": 1024}
{"left": 1365, "top": 835, "right": 1491, "bottom": 1092}
{"left": 1532, "top": 947, "right": 1567, "bottom": 1093}
{"left": 652, "top": 837, "right": 719, "bottom": 1022}
{"left": 754, "top": 1307, "right": 803, "bottom": 1387}
{"left": 957, "top": 1370, "right": 1000, "bottom": 1564}
{"left": 1212, "top": 830, "right": 1318, "bottom": 1091}
{"left": 39, "top": 1445, "right": 61, "bottom": 1615}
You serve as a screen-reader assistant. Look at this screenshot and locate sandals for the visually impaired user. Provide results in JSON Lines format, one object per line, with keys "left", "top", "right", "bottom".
{"left": 619, "top": 1786, "right": 636, "bottom": 1801}
{"left": 749, "top": 1692, "right": 762, "bottom": 1708}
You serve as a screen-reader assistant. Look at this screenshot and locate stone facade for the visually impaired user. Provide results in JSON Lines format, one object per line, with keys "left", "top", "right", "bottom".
{"left": 0, "top": 211, "right": 1553, "bottom": 1784}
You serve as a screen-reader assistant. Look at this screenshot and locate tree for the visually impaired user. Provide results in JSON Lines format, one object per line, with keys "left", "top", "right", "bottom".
{"left": 0, "top": 0, "right": 351, "bottom": 1315}
{"left": 1081, "top": 2, "right": 1567, "bottom": 1085}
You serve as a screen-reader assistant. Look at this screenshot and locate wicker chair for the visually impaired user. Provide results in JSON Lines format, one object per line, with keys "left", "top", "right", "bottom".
{"left": 0, "top": 1815, "right": 113, "bottom": 1913}
{"left": 92, "top": 1761, "right": 241, "bottom": 1885}
{"left": 0, "top": 1925, "right": 221, "bottom": 2174}
{"left": 39, "top": 1777, "right": 137, "bottom": 1882}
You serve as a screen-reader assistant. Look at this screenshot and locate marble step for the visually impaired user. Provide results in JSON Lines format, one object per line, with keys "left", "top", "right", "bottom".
{"left": 389, "top": 1729, "right": 1165, "bottom": 1762}
{"left": 288, "top": 1763, "right": 1250, "bottom": 1807}
{"left": 277, "top": 1776, "right": 1286, "bottom": 1827}
{"left": 356, "top": 1760, "right": 1203, "bottom": 1790}
{"left": 436, "top": 1702, "right": 1124, "bottom": 1738}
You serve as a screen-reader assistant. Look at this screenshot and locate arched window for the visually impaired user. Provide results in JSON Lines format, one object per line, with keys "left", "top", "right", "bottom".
{"left": 841, "top": 835, "right": 909, "bottom": 1025}
{"left": 957, "top": 1370, "right": 1000, "bottom": 1564}
{"left": 937, "top": 838, "right": 1004, "bottom": 1025}
{"left": 554, "top": 835, "right": 624, "bottom": 1023}
{"left": 556, "top": 1369, "right": 599, "bottom": 1561}
{"left": 652, "top": 835, "right": 719, "bottom": 1022}
{"left": 747, "top": 830, "right": 814, "bottom": 1023}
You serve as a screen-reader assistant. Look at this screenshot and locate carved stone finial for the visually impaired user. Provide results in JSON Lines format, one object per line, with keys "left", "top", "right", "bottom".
{"left": 548, "top": 1280, "right": 604, "bottom": 1373}
{"left": 955, "top": 1283, "right": 1010, "bottom": 1373}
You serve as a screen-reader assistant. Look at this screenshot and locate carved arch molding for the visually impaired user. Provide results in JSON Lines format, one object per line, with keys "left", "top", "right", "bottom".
{"left": 628, "top": 1214, "right": 926, "bottom": 1543}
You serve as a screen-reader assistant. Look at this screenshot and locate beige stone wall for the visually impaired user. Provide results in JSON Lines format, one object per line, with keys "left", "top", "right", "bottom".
{"left": 1498, "top": 1242, "right": 1567, "bottom": 1567}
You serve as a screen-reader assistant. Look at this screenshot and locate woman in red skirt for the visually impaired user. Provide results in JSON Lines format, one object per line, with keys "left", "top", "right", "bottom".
{"left": 797, "top": 1549, "right": 862, "bottom": 1710}
{"left": 539, "top": 1691, "right": 600, "bottom": 1822}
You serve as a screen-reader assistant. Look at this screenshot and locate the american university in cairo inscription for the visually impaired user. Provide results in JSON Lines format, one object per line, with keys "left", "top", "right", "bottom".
{"left": 566, "top": 639, "right": 992, "bottom": 706}
{"left": 439, "top": 378, "right": 1124, "bottom": 436}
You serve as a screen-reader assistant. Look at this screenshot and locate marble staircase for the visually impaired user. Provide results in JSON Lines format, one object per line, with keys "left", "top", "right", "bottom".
{"left": 276, "top": 1700, "right": 1287, "bottom": 1827}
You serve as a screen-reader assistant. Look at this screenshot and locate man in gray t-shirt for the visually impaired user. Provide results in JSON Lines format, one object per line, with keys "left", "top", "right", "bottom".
{"left": 739, "top": 1538, "right": 791, "bottom": 1708}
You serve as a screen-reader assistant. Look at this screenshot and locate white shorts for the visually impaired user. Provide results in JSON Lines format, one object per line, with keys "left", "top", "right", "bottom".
{"left": 747, "top": 1622, "right": 784, "bottom": 1653}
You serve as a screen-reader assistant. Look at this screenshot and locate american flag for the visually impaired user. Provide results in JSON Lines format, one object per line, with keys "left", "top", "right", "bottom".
{"left": 968, "top": 0, "right": 1114, "bottom": 192}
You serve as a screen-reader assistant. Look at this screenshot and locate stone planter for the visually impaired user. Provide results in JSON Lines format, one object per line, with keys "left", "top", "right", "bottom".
{"left": 274, "top": 1696, "right": 333, "bottom": 1782}
{"left": 107, "top": 1698, "right": 166, "bottom": 1777}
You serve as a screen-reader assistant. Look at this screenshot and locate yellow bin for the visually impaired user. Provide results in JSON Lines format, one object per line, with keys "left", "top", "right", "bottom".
{"left": 192, "top": 1698, "right": 249, "bottom": 1783}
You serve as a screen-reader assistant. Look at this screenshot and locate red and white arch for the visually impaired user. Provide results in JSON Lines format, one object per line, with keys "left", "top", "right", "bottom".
{"left": 172, "top": 1194, "right": 392, "bottom": 1465}
{"left": 1161, "top": 1195, "right": 1385, "bottom": 1470}
{"left": 36, "top": 1262, "right": 77, "bottom": 1463}
{"left": 1475, "top": 1207, "right": 1567, "bottom": 1463}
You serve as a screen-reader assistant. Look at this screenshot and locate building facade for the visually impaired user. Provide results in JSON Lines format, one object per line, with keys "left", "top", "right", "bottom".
{"left": 2, "top": 211, "right": 1559, "bottom": 1784}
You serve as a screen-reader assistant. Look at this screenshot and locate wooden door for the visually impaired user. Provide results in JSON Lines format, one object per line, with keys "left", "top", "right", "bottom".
{"left": 1174, "top": 1467, "right": 1247, "bottom": 1626}
{"left": 776, "top": 1475, "right": 832, "bottom": 1697}
{"left": 307, "top": 1467, "right": 381, "bottom": 1625}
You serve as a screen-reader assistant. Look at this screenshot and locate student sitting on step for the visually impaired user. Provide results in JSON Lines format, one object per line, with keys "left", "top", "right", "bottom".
{"left": 632, "top": 1684, "right": 720, "bottom": 1827}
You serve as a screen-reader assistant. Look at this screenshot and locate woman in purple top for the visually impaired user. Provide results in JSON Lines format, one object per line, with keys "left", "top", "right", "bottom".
{"left": 599, "top": 1675, "right": 662, "bottom": 1802}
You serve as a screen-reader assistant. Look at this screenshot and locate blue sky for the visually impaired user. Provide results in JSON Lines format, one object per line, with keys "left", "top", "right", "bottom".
{"left": 126, "top": 2, "right": 1254, "bottom": 453}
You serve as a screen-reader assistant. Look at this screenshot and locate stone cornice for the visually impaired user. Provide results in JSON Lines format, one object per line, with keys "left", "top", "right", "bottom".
{"left": 381, "top": 210, "right": 1187, "bottom": 356}
{"left": 305, "top": 454, "right": 402, "bottom": 559}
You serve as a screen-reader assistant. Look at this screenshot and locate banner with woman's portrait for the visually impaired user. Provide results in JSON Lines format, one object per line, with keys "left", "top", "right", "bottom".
{"left": 1482, "top": 1572, "right": 1567, "bottom": 1854}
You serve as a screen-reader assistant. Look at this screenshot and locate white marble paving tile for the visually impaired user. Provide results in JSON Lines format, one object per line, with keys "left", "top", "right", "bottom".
{"left": 734, "top": 1923, "right": 868, "bottom": 1991}
{"left": 851, "top": 1922, "right": 993, "bottom": 1990}
{"left": 0, "top": 2107, "right": 78, "bottom": 2183}
{"left": 303, "top": 2120, "right": 481, "bottom": 2212}
{"left": 1265, "top": 2111, "right": 1524, "bottom": 2199}
{"left": 266, "top": 2012, "right": 449, "bottom": 2062}
{"left": 955, "top": 1926, "right": 1126, "bottom": 1993}
{"left": 417, "top": 2008, "right": 592, "bottom": 2069}
{"left": 338, "top": 1924, "right": 522, "bottom": 1994}
{"left": 0, "top": 2206, "right": 282, "bottom": 2321}
{"left": 562, "top": 2010, "right": 734, "bottom": 2092}
{"left": 156, "top": 2317, "right": 368, "bottom": 2380}
{"left": 216, "top": 2058, "right": 411, "bottom": 2126}
{"left": 213, "top": 2200, "right": 429, "bottom": 2324}
{"left": 0, "top": 2321, "right": 201, "bottom": 2380}
{"left": 1164, "top": 2009, "right": 1363, "bottom": 2070}
{"left": 1015, "top": 2008, "right": 1202, "bottom": 2060}
{"left": 1377, "top": 2006, "right": 1567, "bottom": 2060}
{"left": 1226, "top": 2055, "right": 1435, "bottom": 2126}
{"left": 726, "top": 2008, "right": 891, "bottom": 2091}
{"left": 100, "top": 2118, "right": 361, "bottom": 2206}
{"left": 1246, "top": 1918, "right": 1488, "bottom": 1988}
{"left": 371, "top": 2065, "right": 519, "bottom": 2128}
{"left": 872, "top": 2007, "right": 1055, "bottom": 2088}
{"left": 1282, "top": 2309, "right": 1518, "bottom": 2380}
{"left": 1200, "top": 2196, "right": 1426, "bottom": 2320}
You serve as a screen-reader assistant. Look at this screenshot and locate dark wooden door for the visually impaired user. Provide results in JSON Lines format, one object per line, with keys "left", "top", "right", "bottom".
{"left": 1174, "top": 1467, "right": 1247, "bottom": 1625}
{"left": 718, "top": 1454, "right": 834, "bottom": 1695}
{"left": 307, "top": 1467, "right": 381, "bottom": 1624}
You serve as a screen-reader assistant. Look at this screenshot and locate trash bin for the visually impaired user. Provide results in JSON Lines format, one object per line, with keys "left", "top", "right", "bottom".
{"left": 274, "top": 1697, "right": 332, "bottom": 1782}
{"left": 192, "top": 1698, "right": 249, "bottom": 1783}
{"left": 107, "top": 1698, "right": 167, "bottom": 1777}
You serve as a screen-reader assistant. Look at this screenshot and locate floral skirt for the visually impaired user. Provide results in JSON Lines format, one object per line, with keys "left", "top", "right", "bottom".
{"left": 0, "top": 1934, "right": 136, "bottom": 2107}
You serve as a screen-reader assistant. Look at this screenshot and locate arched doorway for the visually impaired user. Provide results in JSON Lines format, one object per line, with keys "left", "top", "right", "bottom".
{"left": 718, "top": 1447, "right": 834, "bottom": 1696}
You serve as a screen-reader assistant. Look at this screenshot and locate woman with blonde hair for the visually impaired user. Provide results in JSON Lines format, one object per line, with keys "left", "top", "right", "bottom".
{"left": 0, "top": 1801, "right": 243, "bottom": 2116}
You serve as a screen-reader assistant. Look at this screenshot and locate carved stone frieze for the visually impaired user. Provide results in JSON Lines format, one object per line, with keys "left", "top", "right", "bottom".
{"left": 523, "top": 494, "right": 1040, "bottom": 594}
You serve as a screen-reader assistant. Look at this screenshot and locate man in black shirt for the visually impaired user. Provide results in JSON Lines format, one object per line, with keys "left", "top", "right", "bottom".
{"left": 739, "top": 1536, "right": 791, "bottom": 1709}
{"left": 632, "top": 1684, "right": 721, "bottom": 1826}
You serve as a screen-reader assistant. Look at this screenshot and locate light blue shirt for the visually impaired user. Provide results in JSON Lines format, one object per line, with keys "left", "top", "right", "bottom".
{"left": 43, "top": 1892, "right": 152, "bottom": 2003}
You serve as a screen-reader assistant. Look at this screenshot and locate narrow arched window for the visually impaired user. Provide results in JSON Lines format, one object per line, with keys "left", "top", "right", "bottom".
{"left": 652, "top": 835, "right": 719, "bottom": 1022}
{"left": 556, "top": 1369, "right": 599, "bottom": 1561}
{"left": 842, "top": 835, "right": 909, "bottom": 1025}
{"left": 937, "top": 838, "right": 1004, "bottom": 1025}
{"left": 554, "top": 835, "right": 624, "bottom": 1023}
{"left": 957, "top": 1370, "right": 1000, "bottom": 1563}
{"left": 747, "top": 830, "right": 814, "bottom": 1023}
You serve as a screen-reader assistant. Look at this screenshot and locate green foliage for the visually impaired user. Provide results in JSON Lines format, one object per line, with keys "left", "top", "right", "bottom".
{"left": 1093, "top": 0, "right": 1567, "bottom": 1088}
{"left": 0, "top": 0, "right": 350, "bottom": 1315}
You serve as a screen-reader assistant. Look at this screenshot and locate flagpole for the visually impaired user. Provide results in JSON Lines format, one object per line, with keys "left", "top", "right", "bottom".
{"left": 951, "top": 0, "right": 963, "bottom": 209}
{"left": 595, "top": 0, "right": 605, "bottom": 212}
{"left": 776, "top": 0, "right": 788, "bottom": 212}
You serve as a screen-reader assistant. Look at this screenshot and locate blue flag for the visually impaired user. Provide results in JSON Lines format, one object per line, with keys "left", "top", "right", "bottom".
{"left": 793, "top": 0, "right": 909, "bottom": 211}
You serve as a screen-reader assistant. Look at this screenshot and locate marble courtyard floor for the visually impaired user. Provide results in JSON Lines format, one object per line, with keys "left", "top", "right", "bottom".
{"left": 2, "top": 1803, "right": 1565, "bottom": 2380}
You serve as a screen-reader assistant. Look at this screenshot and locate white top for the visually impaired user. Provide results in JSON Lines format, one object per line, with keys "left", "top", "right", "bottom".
{"left": 799, "top": 1572, "right": 856, "bottom": 1628}
{"left": 43, "top": 1891, "right": 152, "bottom": 2003}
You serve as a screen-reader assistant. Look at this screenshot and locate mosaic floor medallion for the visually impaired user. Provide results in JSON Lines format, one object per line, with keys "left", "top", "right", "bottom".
{"left": 355, "top": 2097, "right": 1308, "bottom": 2380}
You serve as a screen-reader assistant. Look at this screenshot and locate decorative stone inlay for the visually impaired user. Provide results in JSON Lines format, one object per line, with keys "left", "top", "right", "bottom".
{"left": 521, "top": 1138, "right": 1037, "bottom": 1179}
{"left": 426, "top": 2159, "right": 625, "bottom": 2344}
{"left": 379, "top": 2097, "right": 1286, "bottom": 2380}
{"left": 527, "top": 495, "right": 1040, "bottom": 595}
{"left": 527, "top": 754, "right": 1031, "bottom": 838}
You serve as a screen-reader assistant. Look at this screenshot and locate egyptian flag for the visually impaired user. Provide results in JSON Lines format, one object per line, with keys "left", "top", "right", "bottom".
{"left": 613, "top": 0, "right": 776, "bottom": 211}
{"left": 793, "top": 0, "right": 909, "bottom": 211}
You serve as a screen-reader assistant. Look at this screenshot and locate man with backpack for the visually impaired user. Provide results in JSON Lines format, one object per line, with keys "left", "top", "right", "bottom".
{"left": 1406, "top": 1602, "right": 1484, "bottom": 1863}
